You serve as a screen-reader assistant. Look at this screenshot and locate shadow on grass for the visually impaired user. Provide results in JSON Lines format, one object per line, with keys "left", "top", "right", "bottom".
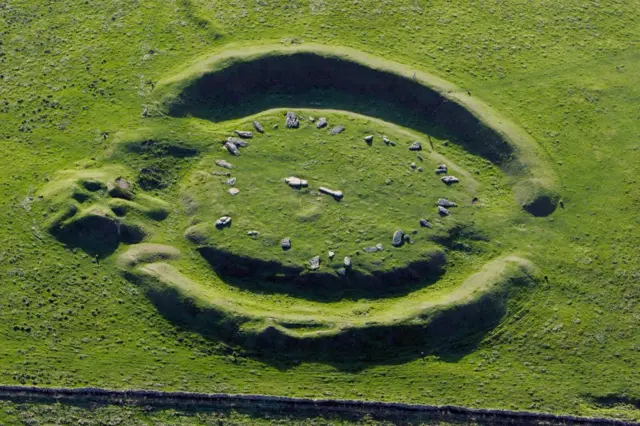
{"left": 196, "top": 246, "right": 446, "bottom": 303}
{"left": 166, "top": 53, "right": 515, "bottom": 165}
{"left": 127, "top": 269, "right": 535, "bottom": 371}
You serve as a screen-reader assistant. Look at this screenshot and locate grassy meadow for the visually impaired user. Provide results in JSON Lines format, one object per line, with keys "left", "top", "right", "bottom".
{"left": 0, "top": 0, "right": 638, "bottom": 423}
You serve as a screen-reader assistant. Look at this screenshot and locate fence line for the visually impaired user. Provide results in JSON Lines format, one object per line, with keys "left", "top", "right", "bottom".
{"left": 0, "top": 385, "right": 635, "bottom": 425}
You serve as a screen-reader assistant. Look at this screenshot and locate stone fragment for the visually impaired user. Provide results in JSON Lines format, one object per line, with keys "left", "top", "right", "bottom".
{"left": 228, "top": 188, "right": 240, "bottom": 196}
{"left": 435, "top": 164, "right": 448, "bottom": 174}
{"left": 337, "top": 267, "right": 346, "bottom": 276}
{"left": 281, "top": 237, "right": 291, "bottom": 250}
{"left": 403, "top": 234, "right": 411, "bottom": 243}
{"left": 364, "top": 135, "right": 373, "bottom": 143}
{"left": 108, "top": 177, "right": 134, "bottom": 200}
{"left": 409, "top": 141, "right": 422, "bottom": 151}
{"left": 417, "top": 167, "right": 423, "bottom": 172}
{"left": 441, "top": 176, "right": 460, "bottom": 185}
{"left": 309, "top": 256, "right": 320, "bottom": 271}
{"left": 438, "top": 206, "right": 450, "bottom": 216}
{"left": 383, "top": 136, "right": 390, "bottom": 145}
{"left": 285, "top": 111, "right": 299, "bottom": 129}
{"left": 328, "top": 251, "right": 335, "bottom": 259}
{"left": 392, "top": 230, "right": 404, "bottom": 247}
{"left": 319, "top": 187, "right": 343, "bottom": 200}
{"left": 329, "top": 125, "right": 345, "bottom": 135}
{"left": 316, "top": 117, "right": 328, "bottom": 129}
{"left": 215, "top": 216, "right": 232, "bottom": 228}
{"left": 419, "top": 219, "right": 433, "bottom": 228}
{"left": 227, "top": 137, "right": 248, "bottom": 147}
{"left": 253, "top": 120, "right": 264, "bottom": 133}
{"left": 344, "top": 256, "right": 352, "bottom": 267}
{"left": 234, "top": 130, "right": 253, "bottom": 139}
{"left": 285, "top": 176, "right": 308, "bottom": 188}
{"left": 247, "top": 230, "right": 260, "bottom": 237}
{"left": 376, "top": 243, "right": 384, "bottom": 251}
{"left": 364, "top": 246, "right": 379, "bottom": 253}
{"left": 410, "top": 162, "right": 416, "bottom": 169}
{"left": 225, "top": 177, "right": 237, "bottom": 186}
{"left": 437, "top": 198, "right": 457, "bottom": 208}
{"left": 224, "top": 141, "right": 239, "bottom": 156}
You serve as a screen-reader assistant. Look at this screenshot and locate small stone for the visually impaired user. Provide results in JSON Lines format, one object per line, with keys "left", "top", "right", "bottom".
{"left": 285, "top": 176, "right": 308, "bottom": 188}
{"left": 309, "top": 256, "right": 320, "bottom": 271}
{"left": 376, "top": 243, "right": 384, "bottom": 251}
{"left": 419, "top": 219, "right": 433, "bottom": 228}
{"left": 441, "top": 176, "right": 460, "bottom": 185}
{"left": 225, "top": 177, "right": 237, "bottom": 186}
{"left": 437, "top": 198, "right": 457, "bottom": 208}
{"left": 328, "top": 251, "right": 335, "bottom": 260}
{"left": 319, "top": 187, "right": 343, "bottom": 200}
{"left": 392, "top": 230, "right": 404, "bottom": 247}
{"left": 438, "top": 206, "right": 450, "bottom": 216}
{"left": 409, "top": 141, "right": 422, "bottom": 151}
{"left": 115, "top": 177, "right": 130, "bottom": 190}
{"left": 383, "top": 136, "right": 390, "bottom": 145}
{"left": 364, "top": 135, "right": 374, "bottom": 143}
{"left": 385, "top": 178, "right": 392, "bottom": 185}
{"left": 224, "top": 141, "right": 239, "bottom": 156}
{"left": 316, "top": 117, "right": 328, "bottom": 129}
{"left": 403, "top": 234, "right": 411, "bottom": 243}
{"left": 227, "top": 137, "right": 248, "bottom": 147}
{"left": 215, "top": 216, "right": 232, "bottom": 228}
{"left": 228, "top": 188, "right": 240, "bottom": 196}
{"left": 234, "top": 130, "right": 253, "bottom": 139}
{"left": 364, "top": 246, "right": 378, "bottom": 253}
{"left": 281, "top": 237, "right": 292, "bottom": 250}
{"left": 344, "top": 256, "right": 352, "bottom": 267}
{"left": 285, "top": 111, "right": 299, "bottom": 129}
{"left": 410, "top": 162, "right": 416, "bottom": 169}
{"left": 247, "top": 230, "right": 260, "bottom": 237}
{"left": 273, "top": 124, "right": 279, "bottom": 129}
{"left": 417, "top": 167, "right": 423, "bottom": 172}
{"left": 309, "top": 117, "right": 316, "bottom": 122}
{"left": 329, "top": 125, "right": 345, "bottom": 135}
{"left": 337, "top": 267, "right": 346, "bottom": 276}
{"left": 435, "top": 164, "right": 448, "bottom": 174}
{"left": 215, "top": 159, "right": 233, "bottom": 169}
{"left": 253, "top": 121, "right": 264, "bottom": 133}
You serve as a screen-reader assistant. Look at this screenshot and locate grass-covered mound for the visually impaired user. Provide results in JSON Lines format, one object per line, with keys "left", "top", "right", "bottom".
{"left": 119, "top": 244, "right": 537, "bottom": 363}
{"left": 38, "top": 167, "right": 171, "bottom": 258}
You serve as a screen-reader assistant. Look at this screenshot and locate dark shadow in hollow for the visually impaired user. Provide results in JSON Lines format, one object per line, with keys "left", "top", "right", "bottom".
{"left": 197, "top": 246, "right": 446, "bottom": 303}
{"left": 167, "top": 53, "right": 515, "bottom": 165}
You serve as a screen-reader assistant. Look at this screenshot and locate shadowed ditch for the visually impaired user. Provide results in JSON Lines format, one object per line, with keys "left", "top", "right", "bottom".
{"left": 166, "top": 53, "right": 515, "bottom": 165}
{"left": 197, "top": 246, "right": 446, "bottom": 303}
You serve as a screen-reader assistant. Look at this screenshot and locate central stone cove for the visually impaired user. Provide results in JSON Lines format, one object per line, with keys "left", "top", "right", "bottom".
{"left": 183, "top": 109, "right": 491, "bottom": 298}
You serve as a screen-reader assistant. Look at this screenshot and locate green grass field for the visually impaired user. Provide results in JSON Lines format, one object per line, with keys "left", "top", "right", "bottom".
{"left": 0, "top": 0, "right": 639, "bottom": 424}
